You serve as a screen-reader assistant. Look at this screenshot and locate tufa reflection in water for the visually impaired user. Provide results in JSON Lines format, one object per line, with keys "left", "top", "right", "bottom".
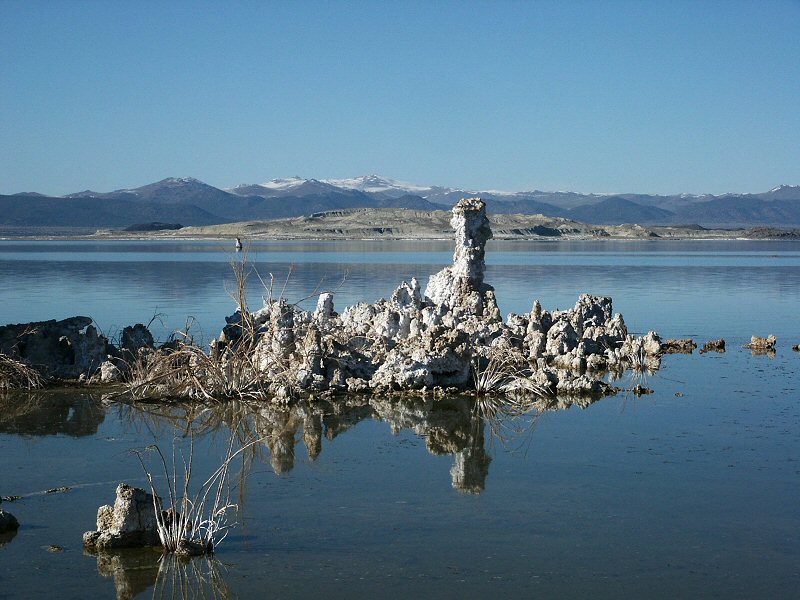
{"left": 0, "top": 528, "right": 19, "bottom": 548}
{"left": 118, "top": 391, "right": 603, "bottom": 495}
{"left": 0, "top": 391, "right": 106, "bottom": 437}
{"left": 91, "top": 548, "right": 232, "bottom": 600}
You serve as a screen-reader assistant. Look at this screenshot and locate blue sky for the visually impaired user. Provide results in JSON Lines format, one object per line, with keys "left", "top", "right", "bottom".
{"left": 1, "top": 0, "right": 798, "bottom": 196}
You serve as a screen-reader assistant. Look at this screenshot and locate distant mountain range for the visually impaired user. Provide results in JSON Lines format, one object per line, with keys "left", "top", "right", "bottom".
{"left": 2, "top": 175, "right": 799, "bottom": 233}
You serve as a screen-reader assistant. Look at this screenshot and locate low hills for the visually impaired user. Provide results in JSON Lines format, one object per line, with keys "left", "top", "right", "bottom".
{"left": 100, "top": 208, "right": 800, "bottom": 241}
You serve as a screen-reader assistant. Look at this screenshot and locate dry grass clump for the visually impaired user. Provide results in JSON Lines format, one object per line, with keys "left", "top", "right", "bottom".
{"left": 624, "top": 341, "right": 657, "bottom": 396}
{"left": 468, "top": 342, "right": 551, "bottom": 452}
{"left": 122, "top": 253, "right": 273, "bottom": 401}
{"left": 470, "top": 342, "right": 552, "bottom": 400}
{"left": 133, "top": 433, "right": 259, "bottom": 556}
{"left": 120, "top": 249, "right": 324, "bottom": 402}
{"left": 470, "top": 341, "right": 534, "bottom": 396}
{"left": 0, "top": 353, "right": 43, "bottom": 392}
{"left": 123, "top": 336, "right": 266, "bottom": 401}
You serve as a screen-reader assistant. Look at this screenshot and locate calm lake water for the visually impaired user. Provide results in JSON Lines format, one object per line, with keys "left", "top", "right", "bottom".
{"left": 1, "top": 239, "right": 799, "bottom": 598}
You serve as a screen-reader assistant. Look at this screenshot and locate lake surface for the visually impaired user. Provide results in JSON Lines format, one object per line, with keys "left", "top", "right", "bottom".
{"left": 1, "top": 239, "right": 799, "bottom": 598}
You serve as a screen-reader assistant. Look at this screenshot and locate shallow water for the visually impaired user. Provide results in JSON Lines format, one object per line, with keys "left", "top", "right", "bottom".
{"left": 1, "top": 240, "right": 799, "bottom": 598}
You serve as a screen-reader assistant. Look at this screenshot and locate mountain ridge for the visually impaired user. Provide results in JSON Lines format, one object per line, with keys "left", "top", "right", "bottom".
{"left": 3, "top": 176, "right": 800, "bottom": 232}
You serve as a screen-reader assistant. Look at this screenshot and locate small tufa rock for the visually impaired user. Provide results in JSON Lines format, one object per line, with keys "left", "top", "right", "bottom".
{"left": 176, "top": 538, "right": 208, "bottom": 556}
{"left": 314, "top": 292, "right": 336, "bottom": 321}
{"left": 0, "top": 509, "right": 20, "bottom": 533}
{"left": 661, "top": 338, "right": 697, "bottom": 354}
{"left": 94, "top": 360, "right": 123, "bottom": 383}
{"left": 744, "top": 334, "right": 777, "bottom": 352}
{"left": 631, "top": 384, "right": 654, "bottom": 396}
{"left": 120, "top": 324, "right": 155, "bottom": 357}
{"left": 700, "top": 339, "right": 726, "bottom": 354}
{"left": 83, "top": 483, "right": 161, "bottom": 550}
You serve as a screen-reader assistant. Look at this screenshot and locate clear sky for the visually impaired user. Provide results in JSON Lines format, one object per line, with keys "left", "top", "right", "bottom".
{"left": 1, "top": 0, "right": 798, "bottom": 196}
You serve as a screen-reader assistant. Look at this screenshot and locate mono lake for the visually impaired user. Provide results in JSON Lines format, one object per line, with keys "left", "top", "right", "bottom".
{"left": 1, "top": 239, "right": 799, "bottom": 598}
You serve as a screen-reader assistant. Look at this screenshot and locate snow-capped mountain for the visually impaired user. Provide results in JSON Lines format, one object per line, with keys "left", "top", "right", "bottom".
{"left": 321, "top": 175, "right": 452, "bottom": 199}
{"left": 760, "top": 185, "right": 800, "bottom": 200}
{"left": 229, "top": 177, "right": 350, "bottom": 198}
{"left": 5, "top": 175, "right": 799, "bottom": 232}
{"left": 65, "top": 177, "right": 205, "bottom": 198}
{"left": 229, "top": 174, "right": 454, "bottom": 200}
{"left": 221, "top": 174, "right": 800, "bottom": 225}
{"left": 256, "top": 176, "right": 308, "bottom": 191}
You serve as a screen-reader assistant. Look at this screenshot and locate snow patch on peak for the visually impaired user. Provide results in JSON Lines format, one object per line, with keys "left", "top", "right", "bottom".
{"left": 323, "top": 174, "right": 438, "bottom": 194}
{"left": 259, "top": 176, "right": 309, "bottom": 190}
{"left": 480, "top": 188, "right": 518, "bottom": 197}
{"left": 770, "top": 184, "right": 798, "bottom": 193}
{"left": 163, "top": 177, "right": 201, "bottom": 185}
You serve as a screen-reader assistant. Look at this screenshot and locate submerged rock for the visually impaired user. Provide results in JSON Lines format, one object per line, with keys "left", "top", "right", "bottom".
{"left": 83, "top": 483, "right": 161, "bottom": 550}
{"left": 630, "top": 384, "right": 654, "bottom": 396}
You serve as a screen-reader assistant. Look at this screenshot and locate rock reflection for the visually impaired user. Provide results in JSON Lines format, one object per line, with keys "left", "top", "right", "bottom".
{"left": 451, "top": 420, "right": 491, "bottom": 494}
{"left": 119, "top": 391, "right": 605, "bottom": 494}
{"left": 92, "top": 549, "right": 161, "bottom": 600}
{"left": 254, "top": 406, "right": 303, "bottom": 474}
{"left": 0, "top": 528, "right": 18, "bottom": 548}
{"left": 0, "top": 391, "right": 105, "bottom": 436}
{"left": 91, "top": 549, "right": 232, "bottom": 600}
{"left": 299, "top": 405, "right": 323, "bottom": 460}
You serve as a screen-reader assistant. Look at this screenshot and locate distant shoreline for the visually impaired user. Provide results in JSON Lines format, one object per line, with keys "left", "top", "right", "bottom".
{"left": 2, "top": 208, "right": 799, "bottom": 242}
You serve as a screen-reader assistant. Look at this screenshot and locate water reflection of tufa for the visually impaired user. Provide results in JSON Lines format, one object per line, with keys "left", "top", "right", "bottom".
{"left": 119, "top": 391, "right": 602, "bottom": 494}
{"left": 0, "top": 391, "right": 106, "bottom": 437}
{"left": 450, "top": 419, "right": 491, "bottom": 494}
{"left": 91, "top": 548, "right": 232, "bottom": 600}
{"left": 0, "top": 528, "right": 18, "bottom": 548}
